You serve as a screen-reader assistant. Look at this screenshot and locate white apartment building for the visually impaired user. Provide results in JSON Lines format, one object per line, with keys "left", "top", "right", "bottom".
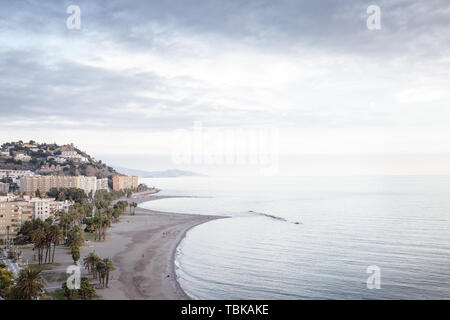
{"left": 60, "top": 150, "right": 88, "bottom": 163}
{"left": 0, "top": 169, "right": 35, "bottom": 179}
{"left": 79, "top": 176, "right": 97, "bottom": 195}
{"left": 29, "top": 198, "right": 72, "bottom": 221}
{"left": 47, "top": 156, "right": 67, "bottom": 164}
{"left": 96, "top": 178, "right": 109, "bottom": 191}
{"left": 0, "top": 194, "right": 18, "bottom": 202}
{"left": 14, "top": 153, "right": 31, "bottom": 162}
{"left": 20, "top": 175, "right": 105, "bottom": 195}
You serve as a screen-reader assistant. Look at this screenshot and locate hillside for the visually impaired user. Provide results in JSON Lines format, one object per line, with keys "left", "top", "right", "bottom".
{"left": 0, "top": 140, "right": 118, "bottom": 179}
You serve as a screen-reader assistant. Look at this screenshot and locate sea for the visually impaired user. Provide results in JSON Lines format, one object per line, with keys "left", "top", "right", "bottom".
{"left": 139, "top": 175, "right": 450, "bottom": 299}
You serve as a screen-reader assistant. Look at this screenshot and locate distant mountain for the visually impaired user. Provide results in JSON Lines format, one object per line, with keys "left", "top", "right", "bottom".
{"left": 114, "top": 167, "right": 205, "bottom": 178}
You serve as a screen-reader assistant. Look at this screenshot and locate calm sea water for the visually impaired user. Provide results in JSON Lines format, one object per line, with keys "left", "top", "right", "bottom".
{"left": 140, "top": 176, "right": 450, "bottom": 299}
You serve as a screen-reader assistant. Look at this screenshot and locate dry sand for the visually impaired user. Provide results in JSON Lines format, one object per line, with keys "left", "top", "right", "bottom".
{"left": 80, "top": 200, "right": 224, "bottom": 300}
{"left": 16, "top": 192, "right": 221, "bottom": 299}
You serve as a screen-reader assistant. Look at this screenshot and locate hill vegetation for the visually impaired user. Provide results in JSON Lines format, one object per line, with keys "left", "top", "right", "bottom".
{"left": 0, "top": 140, "right": 118, "bottom": 179}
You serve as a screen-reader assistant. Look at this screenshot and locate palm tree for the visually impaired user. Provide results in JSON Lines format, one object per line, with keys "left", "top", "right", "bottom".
{"left": 66, "top": 225, "right": 84, "bottom": 248}
{"left": 6, "top": 225, "right": 10, "bottom": 245}
{"left": 61, "top": 281, "right": 77, "bottom": 300}
{"left": 127, "top": 202, "right": 138, "bottom": 215}
{"left": 83, "top": 252, "right": 100, "bottom": 277}
{"left": 32, "top": 229, "right": 46, "bottom": 264}
{"left": 0, "top": 264, "right": 14, "bottom": 299}
{"left": 71, "top": 246, "right": 80, "bottom": 265}
{"left": 102, "top": 258, "right": 115, "bottom": 288}
{"left": 79, "top": 277, "right": 96, "bottom": 300}
{"left": 13, "top": 266, "right": 44, "bottom": 300}
{"left": 49, "top": 225, "right": 63, "bottom": 263}
{"left": 95, "top": 260, "right": 106, "bottom": 287}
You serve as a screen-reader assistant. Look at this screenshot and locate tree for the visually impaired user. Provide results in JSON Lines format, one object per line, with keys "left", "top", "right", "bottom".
{"left": 83, "top": 252, "right": 100, "bottom": 280}
{"left": 61, "top": 282, "right": 78, "bottom": 300}
{"left": 0, "top": 263, "right": 14, "bottom": 299}
{"left": 95, "top": 260, "right": 106, "bottom": 287}
{"left": 32, "top": 228, "right": 46, "bottom": 264}
{"left": 49, "top": 225, "right": 63, "bottom": 263}
{"left": 112, "top": 207, "right": 121, "bottom": 222}
{"left": 35, "top": 189, "right": 41, "bottom": 198}
{"left": 18, "top": 219, "right": 45, "bottom": 243}
{"left": 71, "top": 246, "right": 80, "bottom": 265}
{"left": 103, "top": 258, "right": 115, "bottom": 288}
{"left": 132, "top": 202, "right": 138, "bottom": 215}
{"left": 79, "top": 277, "right": 96, "bottom": 300}
{"left": 66, "top": 225, "right": 84, "bottom": 248}
{"left": 10, "top": 266, "right": 44, "bottom": 300}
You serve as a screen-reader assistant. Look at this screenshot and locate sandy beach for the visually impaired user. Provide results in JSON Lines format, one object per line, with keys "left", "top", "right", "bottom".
{"left": 79, "top": 194, "right": 224, "bottom": 300}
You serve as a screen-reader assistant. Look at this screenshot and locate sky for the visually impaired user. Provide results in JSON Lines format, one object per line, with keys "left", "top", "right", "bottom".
{"left": 1, "top": 0, "right": 450, "bottom": 176}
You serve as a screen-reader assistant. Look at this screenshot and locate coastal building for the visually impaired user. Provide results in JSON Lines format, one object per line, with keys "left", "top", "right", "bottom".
{"left": 20, "top": 175, "right": 103, "bottom": 195}
{"left": 0, "top": 200, "right": 33, "bottom": 240}
{"left": 0, "top": 182, "right": 9, "bottom": 194}
{"left": 47, "top": 156, "right": 67, "bottom": 164}
{"left": 29, "top": 198, "right": 72, "bottom": 221}
{"left": 14, "top": 153, "right": 31, "bottom": 162}
{"left": 58, "top": 147, "right": 89, "bottom": 163}
{"left": 0, "top": 195, "right": 72, "bottom": 239}
{"left": 22, "top": 142, "right": 37, "bottom": 148}
{"left": 79, "top": 176, "right": 97, "bottom": 195}
{"left": 112, "top": 175, "right": 138, "bottom": 191}
{"left": 0, "top": 194, "right": 18, "bottom": 202}
{"left": 0, "top": 169, "right": 35, "bottom": 179}
{"left": 96, "top": 178, "right": 109, "bottom": 191}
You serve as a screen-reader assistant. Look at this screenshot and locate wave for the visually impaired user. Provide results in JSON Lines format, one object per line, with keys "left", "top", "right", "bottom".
{"left": 247, "top": 210, "right": 301, "bottom": 224}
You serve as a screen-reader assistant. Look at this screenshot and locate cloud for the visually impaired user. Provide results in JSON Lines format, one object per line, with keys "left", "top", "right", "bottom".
{"left": 1, "top": 0, "right": 450, "bottom": 160}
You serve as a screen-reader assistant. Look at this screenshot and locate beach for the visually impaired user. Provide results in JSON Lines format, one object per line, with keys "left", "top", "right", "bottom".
{"left": 15, "top": 192, "right": 224, "bottom": 300}
{"left": 81, "top": 194, "right": 224, "bottom": 299}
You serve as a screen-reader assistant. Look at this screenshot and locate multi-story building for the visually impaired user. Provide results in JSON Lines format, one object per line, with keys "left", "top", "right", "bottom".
{"left": 14, "top": 153, "right": 31, "bottom": 162}
{"left": 20, "top": 176, "right": 76, "bottom": 194}
{"left": 79, "top": 176, "right": 97, "bottom": 195}
{"left": 20, "top": 175, "right": 104, "bottom": 195}
{"left": 112, "top": 175, "right": 138, "bottom": 191}
{"left": 0, "top": 169, "right": 35, "bottom": 179}
{"left": 96, "top": 178, "right": 109, "bottom": 191}
{"left": 29, "top": 198, "right": 72, "bottom": 221}
{"left": 60, "top": 150, "right": 89, "bottom": 163}
{"left": 0, "top": 194, "right": 20, "bottom": 202}
{"left": 0, "top": 182, "right": 9, "bottom": 194}
{"left": 0, "top": 201, "right": 33, "bottom": 240}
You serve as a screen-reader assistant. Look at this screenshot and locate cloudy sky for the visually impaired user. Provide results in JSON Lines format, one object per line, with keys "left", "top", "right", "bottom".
{"left": 1, "top": 0, "right": 450, "bottom": 175}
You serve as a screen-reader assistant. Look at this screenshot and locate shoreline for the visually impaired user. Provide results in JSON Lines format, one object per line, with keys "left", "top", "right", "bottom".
{"left": 86, "top": 192, "right": 226, "bottom": 300}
